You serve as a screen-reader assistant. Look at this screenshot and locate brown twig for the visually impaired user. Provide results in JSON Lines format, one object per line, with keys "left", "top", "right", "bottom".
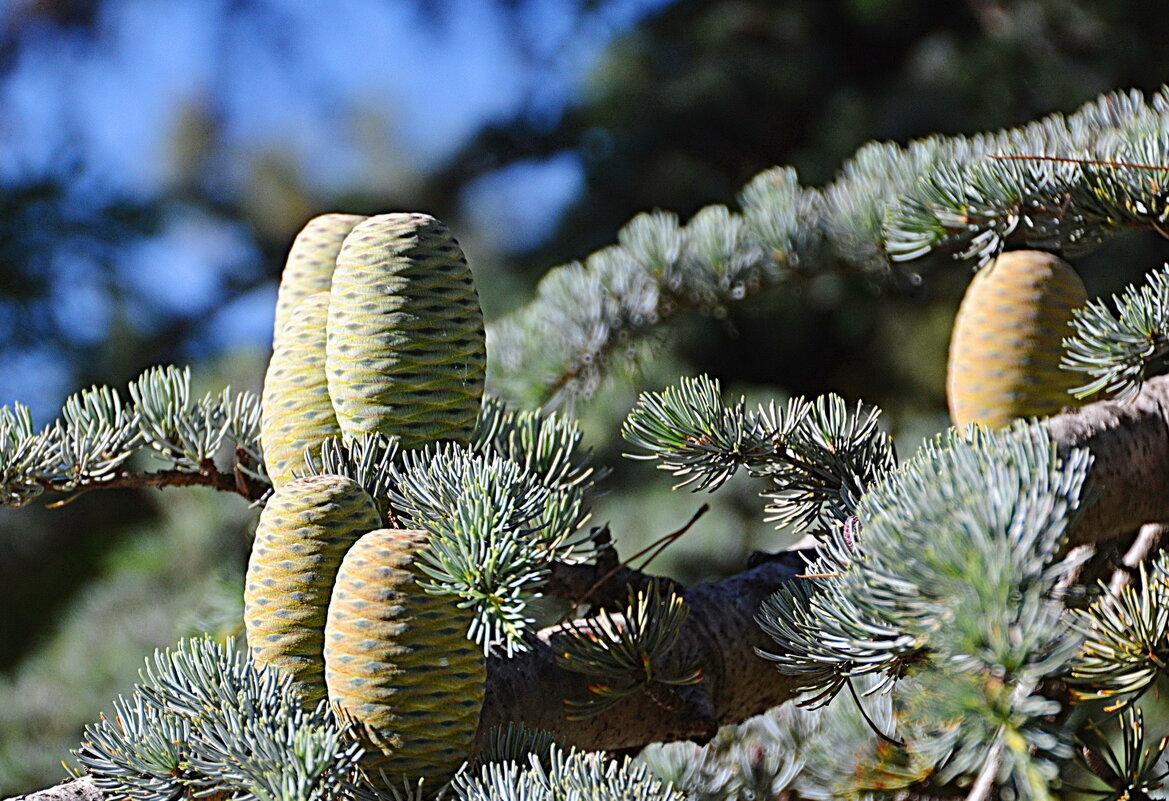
{"left": 43, "top": 461, "right": 269, "bottom": 508}
{"left": 555, "top": 504, "right": 709, "bottom": 622}
{"left": 989, "top": 153, "right": 1169, "bottom": 171}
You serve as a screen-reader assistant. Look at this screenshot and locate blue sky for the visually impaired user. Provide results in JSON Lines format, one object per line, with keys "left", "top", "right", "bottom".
{"left": 3, "top": 0, "right": 669, "bottom": 187}
{"left": 0, "top": 0, "right": 674, "bottom": 416}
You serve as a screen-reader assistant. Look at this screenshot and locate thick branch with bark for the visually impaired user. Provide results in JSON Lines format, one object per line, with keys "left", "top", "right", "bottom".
{"left": 1054, "top": 375, "right": 1169, "bottom": 546}
{"left": 4, "top": 778, "right": 101, "bottom": 801}
{"left": 481, "top": 551, "right": 808, "bottom": 752}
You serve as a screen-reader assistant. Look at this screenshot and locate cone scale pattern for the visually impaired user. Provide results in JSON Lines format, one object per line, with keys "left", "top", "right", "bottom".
{"left": 260, "top": 294, "right": 340, "bottom": 487}
{"left": 253, "top": 211, "right": 489, "bottom": 781}
{"left": 326, "top": 213, "right": 486, "bottom": 449}
{"left": 272, "top": 213, "right": 367, "bottom": 344}
{"left": 947, "top": 250, "right": 1088, "bottom": 429}
{"left": 244, "top": 474, "right": 382, "bottom": 704}
{"left": 325, "top": 528, "right": 485, "bottom": 784}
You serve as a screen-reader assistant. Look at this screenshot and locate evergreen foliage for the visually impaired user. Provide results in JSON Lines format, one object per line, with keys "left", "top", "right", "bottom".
{"left": 1070, "top": 708, "right": 1169, "bottom": 800}
{"left": 75, "top": 638, "right": 362, "bottom": 801}
{"left": 1069, "top": 555, "right": 1169, "bottom": 707}
{"left": 472, "top": 722, "right": 559, "bottom": 769}
{"left": 0, "top": 365, "right": 265, "bottom": 506}
{"left": 623, "top": 375, "right": 895, "bottom": 531}
{"left": 487, "top": 87, "right": 1169, "bottom": 407}
{"left": 301, "top": 433, "right": 402, "bottom": 507}
{"left": 1063, "top": 262, "right": 1169, "bottom": 402}
{"left": 9, "top": 85, "right": 1169, "bottom": 800}
{"left": 639, "top": 675, "right": 927, "bottom": 800}
{"left": 455, "top": 745, "right": 686, "bottom": 801}
{"left": 554, "top": 580, "right": 700, "bottom": 719}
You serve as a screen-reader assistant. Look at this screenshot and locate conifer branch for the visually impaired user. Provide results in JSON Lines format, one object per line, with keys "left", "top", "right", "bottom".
{"left": 1063, "top": 263, "right": 1169, "bottom": 402}
{"left": 46, "top": 461, "right": 267, "bottom": 504}
{"left": 479, "top": 375, "right": 1169, "bottom": 755}
{"left": 622, "top": 375, "right": 895, "bottom": 532}
{"left": 487, "top": 86, "right": 1169, "bottom": 405}
{"left": 0, "top": 366, "right": 271, "bottom": 507}
{"left": 8, "top": 373, "right": 1169, "bottom": 799}
{"left": 12, "top": 87, "right": 1169, "bottom": 801}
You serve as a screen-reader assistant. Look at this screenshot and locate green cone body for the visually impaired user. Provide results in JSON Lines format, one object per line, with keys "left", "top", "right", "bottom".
{"left": 325, "top": 528, "right": 485, "bottom": 784}
{"left": 273, "top": 213, "right": 367, "bottom": 345}
{"left": 326, "top": 213, "right": 486, "bottom": 449}
{"left": 245, "top": 474, "right": 381, "bottom": 704}
{"left": 260, "top": 294, "right": 340, "bottom": 487}
{"left": 947, "top": 250, "right": 1088, "bottom": 429}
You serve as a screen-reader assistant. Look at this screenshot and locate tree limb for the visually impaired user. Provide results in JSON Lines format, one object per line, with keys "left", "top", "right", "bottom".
{"left": 480, "top": 551, "right": 808, "bottom": 751}
{"left": 481, "top": 375, "right": 1169, "bottom": 751}
{"left": 33, "top": 458, "right": 269, "bottom": 509}
{"left": 3, "top": 777, "right": 101, "bottom": 801}
{"left": 1051, "top": 375, "right": 1169, "bottom": 546}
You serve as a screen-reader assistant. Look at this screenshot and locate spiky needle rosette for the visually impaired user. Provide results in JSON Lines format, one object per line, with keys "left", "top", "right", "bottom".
{"left": 261, "top": 294, "right": 342, "bottom": 487}
{"left": 244, "top": 473, "right": 381, "bottom": 704}
{"left": 947, "top": 249, "right": 1088, "bottom": 428}
{"left": 324, "top": 527, "right": 485, "bottom": 786}
{"left": 326, "top": 213, "right": 486, "bottom": 449}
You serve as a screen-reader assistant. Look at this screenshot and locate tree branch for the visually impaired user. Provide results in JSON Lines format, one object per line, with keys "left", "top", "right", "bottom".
{"left": 1108, "top": 523, "right": 1166, "bottom": 594}
{"left": 1051, "top": 375, "right": 1169, "bottom": 546}
{"left": 39, "top": 459, "right": 269, "bottom": 508}
{"left": 8, "top": 378, "right": 1169, "bottom": 800}
{"left": 480, "top": 551, "right": 808, "bottom": 752}
{"left": 481, "top": 375, "right": 1169, "bottom": 751}
{"left": 3, "top": 777, "right": 101, "bottom": 801}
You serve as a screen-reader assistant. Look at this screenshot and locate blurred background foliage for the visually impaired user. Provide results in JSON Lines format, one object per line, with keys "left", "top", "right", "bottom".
{"left": 4, "top": 0, "right": 1169, "bottom": 792}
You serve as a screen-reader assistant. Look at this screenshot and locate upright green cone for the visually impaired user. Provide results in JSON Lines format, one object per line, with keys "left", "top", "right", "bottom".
{"left": 273, "top": 213, "right": 367, "bottom": 344}
{"left": 325, "top": 528, "right": 485, "bottom": 785}
{"left": 262, "top": 213, "right": 364, "bottom": 485}
{"left": 244, "top": 474, "right": 381, "bottom": 704}
{"left": 947, "top": 250, "right": 1088, "bottom": 429}
{"left": 326, "top": 213, "right": 486, "bottom": 449}
{"left": 252, "top": 211, "right": 489, "bottom": 782}
{"left": 260, "top": 294, "right": 340, "bottom": 487}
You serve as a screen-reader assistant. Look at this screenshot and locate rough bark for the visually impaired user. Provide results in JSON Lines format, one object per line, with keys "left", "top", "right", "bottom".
{"left": 480, "top": 551, "right": 807, "bottom": 751}
{"left": 1051, "top": 375, "right": 1169, "bottom": 545}
{"left": 3, "top": 778, "right": 101, "bottom": 801}
{"left": 7, "top": 376, "right": 1169, "bottom": 801}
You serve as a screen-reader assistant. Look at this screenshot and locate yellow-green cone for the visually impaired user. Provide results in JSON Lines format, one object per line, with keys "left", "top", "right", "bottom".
{"left": 273, "top": 213, "right": 367, "bottom": 345}
{"left": 244, "top": 474, "right": 381, "bottom": 704}
{"left": 324, "top": 528, "right": 485, "bottom": 785}
{"left": 325, "top": 213, "right": 486, "bottom": 449}
{"left": 260, "top": 294, "right": 340, "bottom": 487}
{"left": 947, "top": 250, "right": 1088, "bottom": 429}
